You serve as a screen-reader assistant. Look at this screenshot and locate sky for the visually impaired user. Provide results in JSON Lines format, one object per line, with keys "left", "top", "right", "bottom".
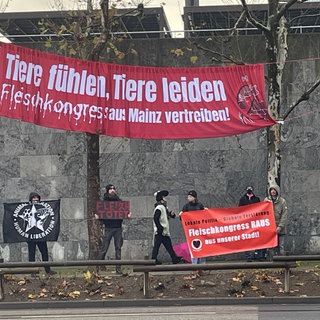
{"left": 1, "top": 0, "right": 235, "bottom": 38}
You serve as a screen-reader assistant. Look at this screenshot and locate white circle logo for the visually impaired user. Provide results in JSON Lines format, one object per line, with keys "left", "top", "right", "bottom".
{"left": 13, "top": 202, "right": 56, "bottom": 240}
{"left": 191, "top": 239, "right": 203, "bottom": 251}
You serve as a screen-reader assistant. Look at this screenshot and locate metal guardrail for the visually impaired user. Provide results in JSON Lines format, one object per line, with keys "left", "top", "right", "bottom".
{"left": 0, "top": 259, "right": 155, "bottom": 301}
{"left": 1, "top": 258, "right": 310, "bottom": 301}
{"left": 133, "top": 261, "right": 296, "bottom": 298}
{"left": 0, "top": 259, "right": 155, "bottom": 269}
{"left": 273, "top": 255, "right": 320, "bottom": 262}
{"left": 0, "top": 267, "right": 40, "bottom": 301}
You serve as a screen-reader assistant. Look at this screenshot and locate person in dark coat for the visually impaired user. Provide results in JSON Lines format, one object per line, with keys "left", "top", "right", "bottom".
{"left": 180, "top": 190, "right": 206, "bottom": 265}
{"left": 239, "top": 186, "right": 266, "bottom": 261}
{"left": 27, "top": 192, "right": 56, "bottom": 275}
{"left": 95, "top": 184, "right": 130, "bottom": 274}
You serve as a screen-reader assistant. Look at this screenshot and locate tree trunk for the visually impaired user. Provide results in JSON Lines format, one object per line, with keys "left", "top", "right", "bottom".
{"left": 266, "top": 14, "right": 288, "bottom": 189}
{"left": 85, "top": 0, "right": 109, "bottom": 260}
{"left": 86, "top": 132, "right": 102, "bottom": 259}
{"left": 266, "top": 48, "right": 281, "bottom": 188}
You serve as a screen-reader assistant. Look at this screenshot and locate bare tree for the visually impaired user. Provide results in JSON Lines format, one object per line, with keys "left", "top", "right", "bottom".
{"left": 80, "top": 0, "right": 110, "bottom": 260}
{"left": 83, "top": 0, "right": 143, "bottom": 259}
{"left": 37, "top": 0, "right": 143, "bottom": 258}
{"left": 185, "top": 1, "right": 319, "bottom": 188}
{"left": 239, "top": 0, "right": 320, "bottom": 189}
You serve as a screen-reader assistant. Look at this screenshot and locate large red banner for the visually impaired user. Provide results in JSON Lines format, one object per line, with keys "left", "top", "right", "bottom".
{"left": 180, "top": 201, "right": 277, "bottom": 258}
{"left": 0, "top": 43, "right": 275, "bottom": 139}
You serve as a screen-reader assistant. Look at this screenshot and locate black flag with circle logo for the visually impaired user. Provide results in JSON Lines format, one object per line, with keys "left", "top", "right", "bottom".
{"left": 3, "top": 200, "right": 60, "bottom": 243}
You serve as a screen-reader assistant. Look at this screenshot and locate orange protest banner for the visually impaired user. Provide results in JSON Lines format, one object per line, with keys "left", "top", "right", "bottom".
{"left": 180, "top": 201, "right": 277, "bottom": 258}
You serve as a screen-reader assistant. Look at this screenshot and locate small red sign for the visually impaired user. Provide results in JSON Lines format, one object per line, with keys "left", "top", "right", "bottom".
{"left": 96, "top": 201, "right": 130, "bottom": 219}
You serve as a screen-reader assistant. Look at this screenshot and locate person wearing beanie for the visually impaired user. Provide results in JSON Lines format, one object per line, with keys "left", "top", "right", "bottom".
{"left": 151, "top": 190, "right": 182, "bottom": 265}
{"left": 27, "top": 192, "right": 56, "bottom": 275}
{"left": 179, "top": 190, "right": 206, "bottom": 266}
{"left": 238, "top": 186, "right": 265, "bottom": 262}
{"left": 181, "top": 190, "right": 205, "bottom": 212}
{"left": 95, "top": 184, "right": 131, "bottom": 274}
{"left": 264, "top": 185, "right": 288, "bottom": 260}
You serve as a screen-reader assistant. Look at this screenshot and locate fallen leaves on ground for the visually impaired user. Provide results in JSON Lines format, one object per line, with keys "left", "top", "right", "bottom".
{"left": 3, "top": 267, "right": 320, "bottom": 301}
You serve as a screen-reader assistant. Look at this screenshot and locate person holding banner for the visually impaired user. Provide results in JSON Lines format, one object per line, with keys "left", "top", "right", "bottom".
{"left": 179, "top": 190, "right": 207, "bottom": 265}
{"left": 265, "top": 185, "right": 288, "bottom": 259}
{"left": 151, "top": 190, "right": 183, "bottom": 265}
{"left": 27, "top": 192, "right": 56, "bottom": 275}
{"left": 95, "top": 184, "right": 130, "bottom": 274}
{"left": 239, "top": 186, "right": 266, "bottom": 262}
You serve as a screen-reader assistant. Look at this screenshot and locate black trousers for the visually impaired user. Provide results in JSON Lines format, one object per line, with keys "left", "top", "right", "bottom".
{"left": 151, "top": 234, "right": 179, "bottom": 263}
{"left": 27, "top": 241, "right": 51, "bottom": 273}
{"left": 96, "top": 227, "right": 123, "bottom": 271}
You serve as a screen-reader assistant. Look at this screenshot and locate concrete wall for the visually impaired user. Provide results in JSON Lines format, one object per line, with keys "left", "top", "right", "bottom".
{"left": 0, "top": 34, "right": 319, "bottom": 262}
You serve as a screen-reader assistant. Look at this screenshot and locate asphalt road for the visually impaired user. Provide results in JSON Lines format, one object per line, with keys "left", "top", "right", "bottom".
{"left": 1, "top": 304, "right": 320, "bottom": 320}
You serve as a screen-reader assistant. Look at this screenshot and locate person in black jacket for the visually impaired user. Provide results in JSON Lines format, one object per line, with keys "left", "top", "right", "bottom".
{"left": 238, "top": 186, "right": 260, "bottom": 206}
{"left": 27, "top": 192, "right": 56, "bottom": 275}
{"left": 95, "top": 184, "right": 130, "bottom": 274}
{"left": 239, "top": 186, "right": 266, "bottom": 261}
{"left": 179, "top": 190, "right": 206, "bottom": 265}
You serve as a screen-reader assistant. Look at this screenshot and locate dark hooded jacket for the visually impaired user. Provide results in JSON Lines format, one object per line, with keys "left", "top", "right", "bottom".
{"left": 264, "top": 185, "right": 288, "bottom": 234}
{"left": 239, "top": 193, "right": 260, "bottom": 206}
{"left": 29, "top": 192, "right": 41, "bottom": 203}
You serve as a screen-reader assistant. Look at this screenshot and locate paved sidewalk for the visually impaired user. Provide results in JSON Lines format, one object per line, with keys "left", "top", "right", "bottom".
{"left": 1, "top": 296, "right": 320, "bottom": 309}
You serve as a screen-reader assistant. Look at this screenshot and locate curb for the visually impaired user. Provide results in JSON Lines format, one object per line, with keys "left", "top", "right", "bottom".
{"left": 1, "top": 296, "right": 320, "bottom": 309}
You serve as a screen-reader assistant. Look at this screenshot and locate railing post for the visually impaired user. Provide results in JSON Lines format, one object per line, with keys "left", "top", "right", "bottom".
{"left": 0, "top": 258, "right": 4, "bottom": 301}
{"left": 284, "top": 266, "right": 290, "bottom": 293}
{"left": 0, "top": 273, "right": 3, "bottom": 301}
{"left": 143, "top": 271, "right": 150, "bottom": 298}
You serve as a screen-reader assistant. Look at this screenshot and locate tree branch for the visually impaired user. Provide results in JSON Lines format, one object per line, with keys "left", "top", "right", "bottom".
{"left": 230, "top": 10, "right": 246, "bottom": 36}
{"left": 282, "top": 78, "right": 320, "bottom": 120}
{"left": 275, "top": 0, "right": 298, "bottom": 22}
{"left": 194, "top": 43, "right": 245, "bottom": 65}
{"left": 89, "top": 0, "right": 110, "bottom": 60}
{"left": 240, "top": 0, "right": 270, "bottom": 35}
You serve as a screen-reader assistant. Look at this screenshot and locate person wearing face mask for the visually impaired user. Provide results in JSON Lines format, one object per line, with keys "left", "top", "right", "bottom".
{"left": 239, "top": 186, "right": 266, "bottom": 261}
{"left": 151, "top": 190, "right": 183, "bottom": 265}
